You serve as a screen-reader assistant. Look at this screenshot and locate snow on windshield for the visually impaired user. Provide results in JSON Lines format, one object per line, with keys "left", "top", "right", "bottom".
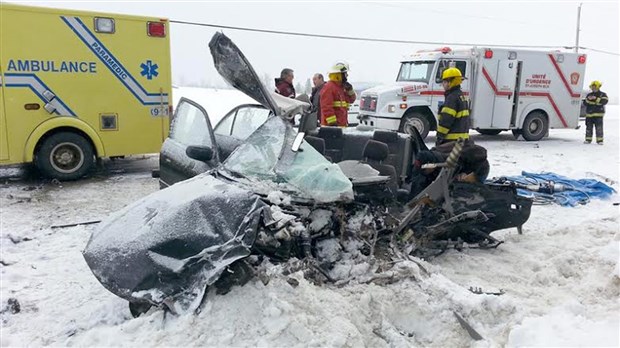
{"left": 223, "top": 117, "right": 353, "bottom": 203}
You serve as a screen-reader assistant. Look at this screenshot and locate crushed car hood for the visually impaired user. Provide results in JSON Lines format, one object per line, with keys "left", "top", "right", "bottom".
{"left": 83, "top": 174, "right": 271, "bottom": 313}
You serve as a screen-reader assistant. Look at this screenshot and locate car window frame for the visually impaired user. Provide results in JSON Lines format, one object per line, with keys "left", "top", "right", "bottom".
{"left": 214, "top": 103, "right": 271, "bottom": 138}
{"left": 170, "top": 97, "right": 219, "bottom": 162}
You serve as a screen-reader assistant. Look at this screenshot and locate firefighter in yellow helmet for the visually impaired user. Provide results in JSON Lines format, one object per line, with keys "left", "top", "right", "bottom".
{"left": 583, "top": 80, "right": 608, "bottom": 145}
{"left": 320, "top": 62, "right": 356, "bottom": 127}
{"left": 436, "top": 67, "right": 470, "bottom": 146}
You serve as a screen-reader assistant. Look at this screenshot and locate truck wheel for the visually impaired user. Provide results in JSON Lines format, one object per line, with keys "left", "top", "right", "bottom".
{"left": 521, "top": 111, "right": 548, "bottom": 141}
{"left": 35, "top": 132, "right": 94, "bottom": 180}
{"left": 476, "top": 129, "right": 502, "bottom": 136}
{"left": 399, "top": 111, "right": 430, "bottom": 139}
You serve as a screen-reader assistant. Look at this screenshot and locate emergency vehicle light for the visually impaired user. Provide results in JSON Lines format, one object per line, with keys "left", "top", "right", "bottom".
{"left": 399, "top": 103, "right": 407, "bottom": 109}
{"left": 578, "top": 55, "right": 586, "bottom": 64}
{"left": 359, "top": 99, "right": 365, "bottom": 108}
{"left": 148, "top": 22, "right": 166, "bottom": 37}
{"left": 440, "top": 47, "right": 452, "bottom": 54}
{"left": 94, "top": 17, "right": 115, "bottom": 33}
{"left": 484, "top": 49, "right": 493, "bottom": 59}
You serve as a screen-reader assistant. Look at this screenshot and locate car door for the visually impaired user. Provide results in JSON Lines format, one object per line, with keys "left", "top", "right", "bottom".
{"left": 159, "top": 98, "right": 219, "bottom": 187}
{"left": 213, "top": 104, "right": 272, "bottom": 160}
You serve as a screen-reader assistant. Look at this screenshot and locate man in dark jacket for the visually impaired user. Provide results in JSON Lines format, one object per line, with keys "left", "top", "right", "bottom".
{"left": 274, "top": 68, "right": 295, "bottom": 98}
{"left": 583, "top": 80, "right": 608, "bottom": 145}
{"left": 310, "top": 73, "right": 325, "bottom": 118}
{"left": 436, "top": 67, "right": 470, "bottom": 146}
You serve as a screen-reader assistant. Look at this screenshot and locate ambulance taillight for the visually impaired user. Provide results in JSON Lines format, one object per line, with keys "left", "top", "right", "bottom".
{"left": 484, "top": 49, "right": 493, "bottom": 59}
{"left": 147, "top": 22, "right": 166, "bottom": 37}
{"left": 578, "top": 55, "right": 586, "bottom": 64}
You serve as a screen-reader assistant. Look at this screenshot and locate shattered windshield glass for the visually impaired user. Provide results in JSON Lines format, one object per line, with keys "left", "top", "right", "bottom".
{"left": 223, "top": 117, "right": 353, "bottom": 203}
{"left": 223, "top": 117, "right": 285, "bottom": 179}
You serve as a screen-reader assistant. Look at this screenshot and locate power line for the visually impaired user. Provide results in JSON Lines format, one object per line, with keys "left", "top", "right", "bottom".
{"left": 169, "top": 19, "right": 619, "bottom": 56}
{"left": 169, "top": 19, "right": 563, "bottom": 49}
{"left": 579, "top": 47, "right": 620, "bottom": 56}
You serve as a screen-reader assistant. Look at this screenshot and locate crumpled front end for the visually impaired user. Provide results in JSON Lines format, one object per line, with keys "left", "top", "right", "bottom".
{"left": 83, "top": 174, "right": 271, "bottom": 313}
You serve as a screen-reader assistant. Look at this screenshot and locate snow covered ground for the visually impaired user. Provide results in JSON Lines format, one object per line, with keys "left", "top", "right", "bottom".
{"left": 1, "top": 107, "right": 618, "bottom": 347}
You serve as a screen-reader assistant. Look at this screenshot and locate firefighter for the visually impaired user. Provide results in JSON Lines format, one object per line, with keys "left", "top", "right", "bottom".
{"left": 436, "top": 67, "right": 470, "bottom": 146}
{"left": 320, "top": 62, "right": 356, "bottom": 127}
{"left": 583, "top": 80, "right": 608, "bottom": 145}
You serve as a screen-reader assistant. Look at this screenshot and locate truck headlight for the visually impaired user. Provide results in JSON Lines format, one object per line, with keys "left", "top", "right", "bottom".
{"left": 388, "top": 105, "right": 396, "bottom": 113}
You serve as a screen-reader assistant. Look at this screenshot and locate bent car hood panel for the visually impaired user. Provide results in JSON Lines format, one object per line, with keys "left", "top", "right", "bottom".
{"left": 209, "top": 32, "right": 279, "bottom": 115}
{"left": 83, "top": 173, "right": 269, "bottom": 312}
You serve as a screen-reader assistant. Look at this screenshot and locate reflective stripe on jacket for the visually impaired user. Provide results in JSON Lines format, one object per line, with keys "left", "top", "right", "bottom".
{"left": 583, "top": 90, "right": 608, "bottom": 117}
{"left": 437, "top": 86, "right": 470, "bottom": 142}
{"left": 319, "top": 81, "right": 356, "bottom": 126}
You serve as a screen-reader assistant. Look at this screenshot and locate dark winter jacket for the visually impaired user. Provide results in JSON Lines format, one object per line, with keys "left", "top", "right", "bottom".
{"left": 275, "top": 78, "right": 295, "bottom": 98}
{"left": 437, "top": 86, "right": 470, "bottom": 145}
{"left": 310, "top": 84, "right": 324, "bottom": 117}
{"left": 583, "top": 90, "right": 608, "bottom": 117}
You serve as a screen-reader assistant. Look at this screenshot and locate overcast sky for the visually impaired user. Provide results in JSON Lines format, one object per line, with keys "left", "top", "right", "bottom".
{"left": 5, "top": 0, "right": 620, "bottom": 101}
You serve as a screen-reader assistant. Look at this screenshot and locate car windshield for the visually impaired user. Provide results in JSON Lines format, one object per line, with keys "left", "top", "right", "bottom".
{"left": 397, "top": 61, "right": 436, "bottom": 83}
{"left": 223, "top": 117, "right": 353, "bottom": 203}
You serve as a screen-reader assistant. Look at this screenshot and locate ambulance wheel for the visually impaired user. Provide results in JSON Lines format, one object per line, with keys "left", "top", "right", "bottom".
{"left": 521, "top": 111, "right": 548, "bottom": 141}
{"left": 476, "top": 129, "right": 502, "bottom": 136}
{"left": 35, "top": 132, "right": 94, "bottom": 181}
{"left": 399, "top": 111, "right": 430, "bottom": 139}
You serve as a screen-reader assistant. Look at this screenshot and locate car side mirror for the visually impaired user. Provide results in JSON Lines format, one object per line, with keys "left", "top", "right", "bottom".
{"left": 186, "top": 145, "right": 214, "bottom": 162}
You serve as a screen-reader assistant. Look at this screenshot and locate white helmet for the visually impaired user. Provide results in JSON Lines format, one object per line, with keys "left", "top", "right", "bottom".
{"left": 328, "top": 61, "right": 349, "bottom": 74}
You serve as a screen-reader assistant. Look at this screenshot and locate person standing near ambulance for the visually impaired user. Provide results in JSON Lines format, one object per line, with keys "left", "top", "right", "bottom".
{"left": 436, "top": 67, "right": 470, "bottom": 146}
{"left": 320, "top": 62, "right": 356, "bottom": 127}
{"left": 583, "top": 80, "right": 608, "bottom": 145}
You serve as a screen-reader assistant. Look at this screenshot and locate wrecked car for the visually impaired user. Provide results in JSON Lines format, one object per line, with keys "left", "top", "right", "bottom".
{"left": 83, "top": 33, "right": 532, "bottom": 316}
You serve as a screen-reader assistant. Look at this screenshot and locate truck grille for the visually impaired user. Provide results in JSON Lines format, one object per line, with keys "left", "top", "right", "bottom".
{"left": 360, "top": 96, "right": 377, "bottom": 112}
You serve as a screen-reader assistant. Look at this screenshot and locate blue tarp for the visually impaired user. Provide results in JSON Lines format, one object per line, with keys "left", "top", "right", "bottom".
{"left": 490, "top": 171, "right": 616, "bottom": 207}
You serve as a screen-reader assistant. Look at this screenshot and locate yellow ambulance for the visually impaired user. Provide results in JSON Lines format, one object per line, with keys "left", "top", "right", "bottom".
{"left": 0, "top": 4, "right": 172, "bottom": 180}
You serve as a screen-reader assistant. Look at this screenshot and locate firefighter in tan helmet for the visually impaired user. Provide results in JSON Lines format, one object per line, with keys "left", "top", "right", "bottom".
{"left": 583, "top": 80, "right": 608, "bottom": 145}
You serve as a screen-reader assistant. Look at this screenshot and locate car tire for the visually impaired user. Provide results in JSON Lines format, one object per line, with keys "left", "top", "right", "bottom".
{"left": 521, "top": 111, "right": 548, "bottom": 141}
{"left": 476, "top": 129, "right": 503, "bottom": 136}
{"left": 399, "top": 111, "right": 430, "bottom": 139}
{"left": 35, "top": 132, "right": 94, "bottom": 180}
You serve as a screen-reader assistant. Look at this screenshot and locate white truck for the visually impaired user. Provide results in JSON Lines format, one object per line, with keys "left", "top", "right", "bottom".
{"left": 358, "top": 47, "right": 587, "bottom": 141}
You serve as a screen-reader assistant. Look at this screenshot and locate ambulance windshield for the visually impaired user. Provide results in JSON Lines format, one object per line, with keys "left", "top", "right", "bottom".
{"left": 397, "top": 61, "right": 435, "bottom": 83}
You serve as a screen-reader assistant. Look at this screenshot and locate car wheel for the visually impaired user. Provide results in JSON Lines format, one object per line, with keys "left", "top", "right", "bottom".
{"left": 35, "top": 132, "right": 94, "bottom": 180}
{"left": 521, "top": 111, "right": 548, "bottom": 141}
{"left": 399, "top": 111, "right": 430, "bottom": 139}
{"left": 476, "top": 129, "right": 503, "bottom": 136}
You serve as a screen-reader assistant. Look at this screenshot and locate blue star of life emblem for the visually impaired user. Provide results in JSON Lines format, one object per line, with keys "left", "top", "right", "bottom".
{"left": 140, "top": 60, "right": 159, "bottom": 80}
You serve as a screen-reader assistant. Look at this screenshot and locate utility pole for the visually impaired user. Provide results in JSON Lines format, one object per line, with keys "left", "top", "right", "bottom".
{"left": 575, "top": 3, "right": 583, "bottom": 53}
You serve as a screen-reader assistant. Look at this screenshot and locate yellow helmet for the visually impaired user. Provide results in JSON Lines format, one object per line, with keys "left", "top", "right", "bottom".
{"left": 442, "top": 67, "right": 463, "bottom": 80}
{"left": 590, "top": 80, "right": 602, "bottom": 88}
{"left": 328, "top": 61, "right": 349, "bottom": 74}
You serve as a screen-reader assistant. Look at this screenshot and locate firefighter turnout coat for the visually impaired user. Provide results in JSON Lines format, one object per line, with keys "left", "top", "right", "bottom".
{"left": 320, "top": 81, "right": 356, "bottom": 126}
{"left": 437, "top": 85, "right": 470, "bottom": 144}
{"left": 584, "top": 90, "right": 608, "bottom": 118}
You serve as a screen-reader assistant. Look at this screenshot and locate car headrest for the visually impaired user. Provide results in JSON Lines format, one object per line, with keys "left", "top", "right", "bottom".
{"left": 304, "top": 136, "right": 325, "bottom": 154}
{"left": 318, "top": 126, "right": 343, "bottom": 139}
{"left": 363, "top": 140, "right": 389, "bottom": 161}
{"left": 373, "top": 130, "right": 399, "bottom": 144}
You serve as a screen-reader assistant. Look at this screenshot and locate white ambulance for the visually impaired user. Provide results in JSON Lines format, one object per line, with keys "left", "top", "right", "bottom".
{"left": 358, "top": 47, "right": 587, "bottom": 141}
